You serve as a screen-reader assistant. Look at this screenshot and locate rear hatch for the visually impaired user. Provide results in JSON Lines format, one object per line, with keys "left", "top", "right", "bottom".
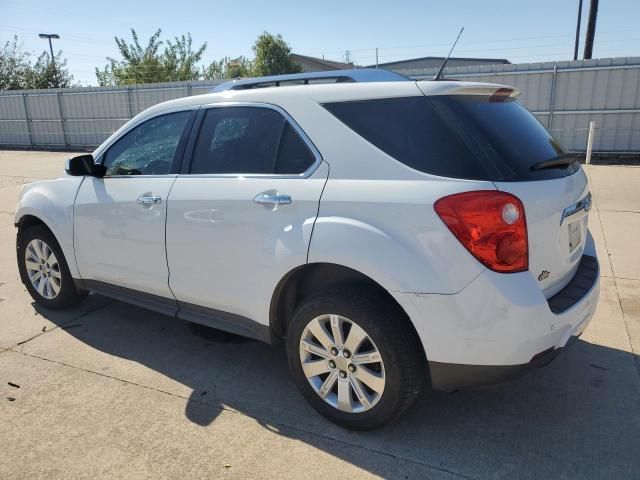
{"left": 416, "top": 83, "right": 590, "bottom": 297}
{"left": 324, "top": 82, "right": 591, "bottom": 297}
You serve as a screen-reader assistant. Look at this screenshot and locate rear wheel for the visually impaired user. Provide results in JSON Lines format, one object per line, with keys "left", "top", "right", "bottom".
{"left": 286, "top": 287, "right": 424, "bottom": 430}
{"left": 17, "top": 225, "right": 87, "bottom": 309}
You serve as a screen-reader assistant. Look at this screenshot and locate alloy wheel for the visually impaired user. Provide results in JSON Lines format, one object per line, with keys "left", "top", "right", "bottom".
{"left": 299, "top": 314, "right": 386, "bottom": 413}
{"left": 25, "top": 238, "right": 61, "bottom": 300}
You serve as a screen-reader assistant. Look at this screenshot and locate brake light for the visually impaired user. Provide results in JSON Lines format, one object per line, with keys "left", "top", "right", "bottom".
{"left": 490, "top": 88, "right": 514, "bottom": 102}
{"left": 434, "top": 191, "right": 528, "bottom": 273}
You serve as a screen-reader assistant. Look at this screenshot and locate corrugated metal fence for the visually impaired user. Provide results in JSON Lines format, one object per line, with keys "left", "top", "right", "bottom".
{"left": 0, "top": 80, "right": 225, "bottom": 149}
{"left": 1, "top": 56, "right": 639, "bottom": 152}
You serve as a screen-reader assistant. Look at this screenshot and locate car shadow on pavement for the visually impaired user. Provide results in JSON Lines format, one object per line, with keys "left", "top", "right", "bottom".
{"left": 34, "top": 296, "right": 640, "bottom": 479}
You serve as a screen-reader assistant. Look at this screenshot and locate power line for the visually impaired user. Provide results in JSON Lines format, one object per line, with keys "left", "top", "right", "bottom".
{"left": 299, "top": 27, "right": 640, "bottom": 57}
{"left": 4, "top": 22, "right": 639, "bottom": 85}
{"left": 340, "top": 36, "right": 640, "bottom": 65}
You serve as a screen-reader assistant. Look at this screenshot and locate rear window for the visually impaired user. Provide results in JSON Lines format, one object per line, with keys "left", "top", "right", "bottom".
{"left": 323, "top": 95, "right": 578, "bottom": 181}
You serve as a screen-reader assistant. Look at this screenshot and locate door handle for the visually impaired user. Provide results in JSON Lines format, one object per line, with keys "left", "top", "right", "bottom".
{"left": 254, "top": 193, "right": 292, "bottom": 206}
{"left": 136, "top": 194, "right": 162, "bottom": 205}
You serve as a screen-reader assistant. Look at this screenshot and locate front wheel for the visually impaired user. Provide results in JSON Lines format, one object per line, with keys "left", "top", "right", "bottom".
{"left": 17, "top": 225, "right": 87, "bottom": 309}
{"left": 286, "top": 287, "right": 425, "bottom": 430}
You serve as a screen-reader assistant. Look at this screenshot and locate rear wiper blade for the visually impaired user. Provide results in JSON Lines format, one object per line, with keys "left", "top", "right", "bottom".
{"left": 530, "top": 156, "right": 576, "bottom": 171}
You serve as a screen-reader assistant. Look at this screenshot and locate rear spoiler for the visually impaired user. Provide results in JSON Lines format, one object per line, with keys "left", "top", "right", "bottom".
{"left": 417, "top": 81, "right": 520, "bottom": 98}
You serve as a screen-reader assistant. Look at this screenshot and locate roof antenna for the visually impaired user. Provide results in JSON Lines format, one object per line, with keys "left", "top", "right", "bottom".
{"left": 433, "top": 27, "right": 464, "bottom": 81}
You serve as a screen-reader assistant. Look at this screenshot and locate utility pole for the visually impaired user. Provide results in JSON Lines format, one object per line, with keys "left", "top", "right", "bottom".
{"left": 583, "top": 0, "right": 599, "bottom": 59}
{"left": 38, "top": 33, "right": 60, "bottom": 84}
{"left": 573, "top": 0, "right": 583, "bottom": 61}
{"left": 375, "top": 48, "right": 379, "bottom": 68}
{"left": 344, "top": 50, "right": 351, "bottom": 65}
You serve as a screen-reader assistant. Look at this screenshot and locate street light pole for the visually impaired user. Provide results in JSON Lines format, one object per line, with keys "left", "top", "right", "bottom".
{"left": 38, "top": 33, "right": 60, "bottom": 83}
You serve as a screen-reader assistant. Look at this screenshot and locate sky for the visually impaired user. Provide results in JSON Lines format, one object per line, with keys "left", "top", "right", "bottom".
{"left": 1, "top": 0, "right": 639, "bottom": 85}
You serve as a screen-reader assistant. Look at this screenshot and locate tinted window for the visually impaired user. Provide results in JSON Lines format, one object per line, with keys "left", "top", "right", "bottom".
{"left": 191, "top": 107, "right": 281, "bottom": 174}
{"left": 275, "top": 123, "right": 315, "bottom": 174}
{"left": 103, "top": 111, "right": 190, "bottom": 176}
{"left": 190, "top": 107, "right": 315, "bottom": 175}
{"left": 428, "top": 95, "right": 576, "bottom": 181}
{"left": 324, "top": 96, "right": 576, "bottom": 181}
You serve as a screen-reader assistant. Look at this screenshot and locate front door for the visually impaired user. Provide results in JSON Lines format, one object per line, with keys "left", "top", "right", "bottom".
{"left": 166, "top": 105, "right": 328, "bottom": 327}
{"left": 74, "top": 110, "right": 192, "bottom": 298}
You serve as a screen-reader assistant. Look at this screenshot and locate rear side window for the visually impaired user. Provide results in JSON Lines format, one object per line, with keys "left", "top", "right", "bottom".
{"left": 324, "top": 96, "right": 577, "bottom": 181}
{"left": 189, "top": 106, "right": 315, "bottom": 175}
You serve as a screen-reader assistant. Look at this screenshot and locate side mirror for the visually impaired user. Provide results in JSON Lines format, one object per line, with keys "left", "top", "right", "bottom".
{"left": 65, "top": 154, "right": 106, "bottom": 177}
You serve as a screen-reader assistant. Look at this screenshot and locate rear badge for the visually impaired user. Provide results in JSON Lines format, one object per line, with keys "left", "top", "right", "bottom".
{"left": 538, "top": 270, "right": 550, "bottom": 282}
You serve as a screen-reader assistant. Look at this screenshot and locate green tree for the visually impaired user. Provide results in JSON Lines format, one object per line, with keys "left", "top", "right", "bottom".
{"left": 0, "top": 36, "right": 74, "bottom": 90}
{"left": 27, "top": 51, "right": 74, "bottom": 89}
{"left": 203, "top": 56, "right": 252, "bottom": 80}
{"left": 96, "top": 29, "right": 166, "bottom": 85}
{"left": 96, "top": 29, "right": 207, "bottom": 86}
{"left": 225, "top": 56, "right": 253, "bottom": 78}
{"left": 164, "top": 34, "right": 207, "bottom": 81}
{"left": 251, "top": 32, "right": 302, "bottom": 77}
{"left": 203, "top": 58, "right": 224, "bottom": 80}
{"left": 0, "top": 36, "right": 32, "bottom": 90}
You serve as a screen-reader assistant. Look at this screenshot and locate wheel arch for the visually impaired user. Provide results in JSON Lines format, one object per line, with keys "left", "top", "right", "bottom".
{"left": 16, "top": 214, "right": 61, "bottom": 283}
{"left": 269, "top": 262, "right": 427, "bottom": 363}
{"left": 16, "top": 213, "right": 55, "bottom": 238}
{"left": 16, "top": 213, "right": 65, "bottom": 253}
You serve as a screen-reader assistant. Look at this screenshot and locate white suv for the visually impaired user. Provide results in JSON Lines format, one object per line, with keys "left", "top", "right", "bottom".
{"left": 15, "top": 70, "right": 599, "bottom": 430}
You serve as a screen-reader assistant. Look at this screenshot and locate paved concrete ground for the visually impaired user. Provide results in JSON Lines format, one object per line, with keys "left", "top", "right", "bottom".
{"left": 0, "top": 150, "right": 639, "bottom": 479}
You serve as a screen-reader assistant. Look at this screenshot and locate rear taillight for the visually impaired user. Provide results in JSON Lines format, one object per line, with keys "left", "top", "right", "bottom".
{"left": 434, "top": 191, "right": 528, "bottom": 273}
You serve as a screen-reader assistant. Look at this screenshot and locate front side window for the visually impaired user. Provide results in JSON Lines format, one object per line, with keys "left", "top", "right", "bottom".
{"left": 103, "top": 111, "right": 191, "bottom": 176}
{"left": 189, "top": 106, "right": 315, "bottom": 175}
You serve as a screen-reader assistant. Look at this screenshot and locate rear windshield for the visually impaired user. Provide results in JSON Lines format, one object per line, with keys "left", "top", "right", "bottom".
{"left": 323, "top": 95, "right": 579, "bottom": 181}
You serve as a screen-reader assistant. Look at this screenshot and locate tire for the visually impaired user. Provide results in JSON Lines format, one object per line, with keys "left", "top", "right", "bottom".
{"left": 17, "top": 225, "right": 87, "bottom": 309}
{"left": 286, "top": 286, "right": 425, "bottom": 430}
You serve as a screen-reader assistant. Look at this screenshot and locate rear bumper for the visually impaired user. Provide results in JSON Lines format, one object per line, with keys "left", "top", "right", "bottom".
{"left": 392, "top": 239, "right": 599, "bottom": 391}
{"left": 428, "top": 337, "right": 574, "bottom": 391}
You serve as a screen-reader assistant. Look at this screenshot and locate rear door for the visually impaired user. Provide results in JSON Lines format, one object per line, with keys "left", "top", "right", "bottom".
{"left": 166, "top": 104, "right": 328, "bottom": 327}
{"left": 74, "top": 110, "right": 193, "bottom": 300}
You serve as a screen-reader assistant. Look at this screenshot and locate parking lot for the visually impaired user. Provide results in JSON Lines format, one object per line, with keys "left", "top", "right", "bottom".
{"left": 0, "top": 150, "right": 639, "bottom": 479}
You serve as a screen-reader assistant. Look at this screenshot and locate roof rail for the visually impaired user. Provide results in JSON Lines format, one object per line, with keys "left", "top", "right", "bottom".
{"left": 210, "top": 68, "right": 410, "bottom": 92}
